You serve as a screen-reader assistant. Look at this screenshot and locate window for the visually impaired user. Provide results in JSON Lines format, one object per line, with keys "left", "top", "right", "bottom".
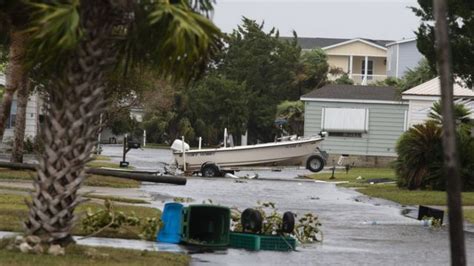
{"left": 6, "top": 100, "right": 17, "bottom": 129}
{"left": 361, "top": 60, "right": 374, "bottom": 80}
{"left": 321, "top": 107, "right": 369, "bottom": 132}
{"left": 328, "top": 132, "right": 362, "bottom": 138}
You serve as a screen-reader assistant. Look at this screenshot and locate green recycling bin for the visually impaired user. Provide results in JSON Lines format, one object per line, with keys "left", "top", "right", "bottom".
{"left": 181, "top": 204, "right": 230, "bottom": 247}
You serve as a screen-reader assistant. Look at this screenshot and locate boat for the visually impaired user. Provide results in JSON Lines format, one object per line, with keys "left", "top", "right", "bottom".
{"left": 170, "top": 133, "right": 326, "bottom": 177}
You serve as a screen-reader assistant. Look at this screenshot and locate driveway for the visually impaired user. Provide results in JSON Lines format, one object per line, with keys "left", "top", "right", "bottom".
{"left": 102, "top": 145, "right": 474, "bottom": 265}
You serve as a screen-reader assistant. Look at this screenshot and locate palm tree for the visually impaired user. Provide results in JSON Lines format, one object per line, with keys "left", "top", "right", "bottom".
{"left": 0, "top": 2, "right": 33, "bottom": 162}
{"left": 20, "top": 0, "right": 221, "bottom": 245}
{"left": 429, "top": 100, "right": 472, "bottom": 126}
{"left": 394, "top": 121, "right": 443, "bottom": 189}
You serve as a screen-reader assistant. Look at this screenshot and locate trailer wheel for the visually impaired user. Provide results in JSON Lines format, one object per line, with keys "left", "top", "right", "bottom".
{"left": 241, "top": 208, "right": 263, "bottom": 233}
{"left": 201, "top": 164, "right": 221, "bottom": 177}
{"left": 306, "top": 155, "right": 324, "bottom": 173}
{"left": 281, "top": 211, "right": 295, "bottom": 233}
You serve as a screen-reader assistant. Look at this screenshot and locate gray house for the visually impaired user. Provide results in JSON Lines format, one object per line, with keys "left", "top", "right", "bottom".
{"left": 386, "top": 38, "right": 424, "bottom": 78}
{"left": 301, "top": 85, "right": 408, "bottom": 166}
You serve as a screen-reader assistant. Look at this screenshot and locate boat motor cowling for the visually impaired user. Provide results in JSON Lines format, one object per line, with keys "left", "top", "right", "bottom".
{"left": 171, "top": 139, "right": 190, "bottom": 152}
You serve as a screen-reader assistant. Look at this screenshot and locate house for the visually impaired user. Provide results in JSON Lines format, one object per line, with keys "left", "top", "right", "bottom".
{"left": 0, "top": 74, "right": 41, "bottom": 142}
{"left": 290, "top": 37, "right": 393, "bottom": 85}
{"left": 99, "top": 106, "right": 145, "bottom": 144}
{"left": 402, "top": 77, "right": 474, "bottom": 127}
{"left": 301, "top": 84, "right": 408, "bottom": 166}
{"left": 386, "top": 37, "right": 424, "bottom": 78}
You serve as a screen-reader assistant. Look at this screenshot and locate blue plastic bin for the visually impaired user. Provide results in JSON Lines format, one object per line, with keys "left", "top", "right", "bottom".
{"left": 157, "top": 202, "right": 184, "bottom": 243}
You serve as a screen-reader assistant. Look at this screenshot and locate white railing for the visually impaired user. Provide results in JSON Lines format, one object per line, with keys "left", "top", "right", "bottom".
{"left": 350, "top": 74, "right": 387, "bottom": 85}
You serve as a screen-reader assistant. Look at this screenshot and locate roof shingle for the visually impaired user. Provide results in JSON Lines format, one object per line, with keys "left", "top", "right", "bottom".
{"left": 280, "top": 37, "right": 393, "bottom": 50}
{"left": 301, "top": 84, "right": 400, "bottom": 101}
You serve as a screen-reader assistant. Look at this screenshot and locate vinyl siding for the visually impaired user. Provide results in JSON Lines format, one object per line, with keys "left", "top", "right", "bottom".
{"left": 386, "top": 45, "right": 398, "bottom": 77}
{"left": 407, "top": 99, "right": 435, "bottom": 127}
{"left": 397, "top": 41, "right": 423, "bottom": 77}
{"left": 324, "top": 41, "right": 386, "bottom": 57}
{"left": 327, "top": 55, "right": 349, "bottom": 73}
{"left": 352, "top": 56, "right": 386, "bottom": 76}
{"left": 304, "top": 100, "right": 408, "bottom": 156}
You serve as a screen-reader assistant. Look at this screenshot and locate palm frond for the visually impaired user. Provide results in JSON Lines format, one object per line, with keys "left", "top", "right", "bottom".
{"left": 120, "top": 0, "right": 222, "bottom": 83}
{"left": 24, "top": 0, "right": 82, "bottom": 68}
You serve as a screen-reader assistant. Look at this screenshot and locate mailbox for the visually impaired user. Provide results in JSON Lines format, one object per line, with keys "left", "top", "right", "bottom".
{"left": 128, "top": 141, "right": 141, "bottom": 149}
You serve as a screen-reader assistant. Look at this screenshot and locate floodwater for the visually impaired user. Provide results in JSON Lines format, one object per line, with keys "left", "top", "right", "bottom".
{"left": 72, "top": 147, "right": 474, "bottom": 264}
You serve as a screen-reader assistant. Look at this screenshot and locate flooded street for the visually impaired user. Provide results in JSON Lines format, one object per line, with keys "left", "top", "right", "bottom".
{"left": 102, "top": 145, "right": 474, "bottom": 265}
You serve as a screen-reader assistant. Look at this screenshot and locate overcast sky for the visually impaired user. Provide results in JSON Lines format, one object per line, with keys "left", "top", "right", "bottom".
{"left": 213, "top": 0, "right": 421, "bottom": 41}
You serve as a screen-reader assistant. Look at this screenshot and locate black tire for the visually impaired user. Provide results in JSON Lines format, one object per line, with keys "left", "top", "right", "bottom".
{"left": 281, "top": 211, "right": 295, "bottom": 233}
{"left": 201, "top": 164, "right": 220, "bottom": 177}
{"left": 306, "top": 155, "right": 324, "bottom": 173}
{"left": 241, "top": 208, "right": 263, "bottom": 233}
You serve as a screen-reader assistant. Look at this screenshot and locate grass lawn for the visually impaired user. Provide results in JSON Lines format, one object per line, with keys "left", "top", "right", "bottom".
{"left": 357, "top": 184, "right": 474, "bottom": 206}
{"left": 465, "top": 209, "right": 474, "bottom": 224}
{"left": 311, "top": 167, "right": 474, "bottom": 223}
{"left": 143, "top": 143, "right": 170, "bottom": 149}
{"left": 0, "top": 168, "right": 140, "bottom": 188}
{"left": 310, "top": 167, "right": 396, "bottom": 184}
{"left": 0, "top": 194, "right": 159, "bottom": 239}
{"left": 0, "top": 242, "right": 189, "bottom": 266}
{"left": 86, "top": 161, "right": 122, "bottom": 169}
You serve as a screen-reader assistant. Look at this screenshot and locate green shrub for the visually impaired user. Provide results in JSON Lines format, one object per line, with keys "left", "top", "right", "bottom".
{"left": 395, "top": 121, "right": 474, "bottom": 191}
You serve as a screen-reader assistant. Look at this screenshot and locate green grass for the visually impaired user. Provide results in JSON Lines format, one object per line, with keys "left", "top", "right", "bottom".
{"left": 84, "top": 175, "right": 139, "bottom": 188}
{"left": 357, "top": 184, "right": 474, "bottom": 206}
{"left": 0, "top": 168, "right": 140, "bottom": 188}
{"left": 0, "top": 194, "right": 159, "bottom": 239}
{"left": 0, "top": 241, "right": 189, "bottom": 266}
{"left": 143, "top": 143, "right": 170, "bottom": 149}
{"left": 0, "top": 186, "right": 148, "bottom": 204}
{"left": 465, "top": 209, "right": 474, "bottom": 224}
{"left": 310, "top": 167, "right": 396, "bottom": 183}
{"left": 86, "top": 161, "right": 122, "bottom": 169}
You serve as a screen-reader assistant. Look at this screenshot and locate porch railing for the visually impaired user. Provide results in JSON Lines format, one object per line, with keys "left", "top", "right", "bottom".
{"left": 350, "top": 74, "right": 387, "bottom": 85}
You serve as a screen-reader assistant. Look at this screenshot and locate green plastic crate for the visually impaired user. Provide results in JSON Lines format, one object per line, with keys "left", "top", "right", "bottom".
{"left": 229, "top": 232, "right": 261, "bottom": 251}
{"left": 259, "top": 235, "right": 296, "bottom": 251}
{"left": 181, "top": 204, "right": 230, "bottom": 247}
{"left": 229, "top": 232, "right": 296, "bottom": 252}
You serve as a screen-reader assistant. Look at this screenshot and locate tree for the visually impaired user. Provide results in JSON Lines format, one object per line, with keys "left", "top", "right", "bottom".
{"left": 429, "top": 101, "right": 472, "bottom": 126}
{"left": 219, "top": 18, "right": 302, "bottom": 143}
{"left": 400, "top": 59, "right": 436, "bottom": 90}
{"left": 412, "top": 0, "right": 474, "bottom": 86}
{"left": 188, "top": 74, "right": 249, "bottom": 144}
{"left": 296, "top": 48, "right": 329, "bottom": 96}
{"left": 20, "top": 0, "right": 221, "bottom": 245}
{"left": 333, "top": 73, "right": 354, "bottom": 85}
{"left": 395, "top": 121, "right": 443, "bottom": 189}
{"left": 0, "top": 1, "right": 31, "bottom": 146}
{"left": 275, "top": 100, "right": 304, "bottom": 136}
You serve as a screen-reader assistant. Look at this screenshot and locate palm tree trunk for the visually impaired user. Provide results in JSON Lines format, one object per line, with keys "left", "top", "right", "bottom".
{"left": 24, "top": 2, "right": 128, "bottom": 245}
{"left": 433, "top": 0, "right": 465, "bottom": 264}
{"left": 0, "top": 30, "right": 29, "bottom": 142}
{"left": 11, "top": 78, "right": 30, "bottom": 163}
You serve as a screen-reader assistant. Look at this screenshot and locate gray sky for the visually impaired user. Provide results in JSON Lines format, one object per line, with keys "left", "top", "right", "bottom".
{"left": 213, "top": 0, "right": 421, "bottom": 41}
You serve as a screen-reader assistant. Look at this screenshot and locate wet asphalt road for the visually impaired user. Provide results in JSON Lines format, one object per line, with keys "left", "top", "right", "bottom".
{"left": 102, "top": 145, "right": 474, "bottom": 266}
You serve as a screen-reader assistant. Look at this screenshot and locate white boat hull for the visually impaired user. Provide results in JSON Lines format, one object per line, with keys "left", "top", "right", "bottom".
{"left": 172, "top": 137, "right": 324, "bottom": 173}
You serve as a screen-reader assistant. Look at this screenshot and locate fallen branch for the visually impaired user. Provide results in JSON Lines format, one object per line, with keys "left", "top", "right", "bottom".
{"left": 0, "top": 161, "right": 186, "bottom": 185}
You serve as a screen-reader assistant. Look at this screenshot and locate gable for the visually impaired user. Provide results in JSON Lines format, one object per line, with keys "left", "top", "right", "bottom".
{"left": 323, "top": 40, "right": 387, "bottom": 57}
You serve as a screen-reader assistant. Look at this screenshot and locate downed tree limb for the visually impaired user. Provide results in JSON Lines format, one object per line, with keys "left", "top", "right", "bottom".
{"left": 0, "top": 161, "right": 186, "bottom": 185}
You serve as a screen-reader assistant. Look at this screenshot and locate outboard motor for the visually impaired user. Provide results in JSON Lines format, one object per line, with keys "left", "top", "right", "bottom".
{"left": 170, "top": 139, "right": 190, "bottom": 152}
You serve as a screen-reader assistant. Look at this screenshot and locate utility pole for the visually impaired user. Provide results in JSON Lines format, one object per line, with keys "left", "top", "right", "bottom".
{"left": 433, "top": 0, "right": 466, "bottom": 265}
